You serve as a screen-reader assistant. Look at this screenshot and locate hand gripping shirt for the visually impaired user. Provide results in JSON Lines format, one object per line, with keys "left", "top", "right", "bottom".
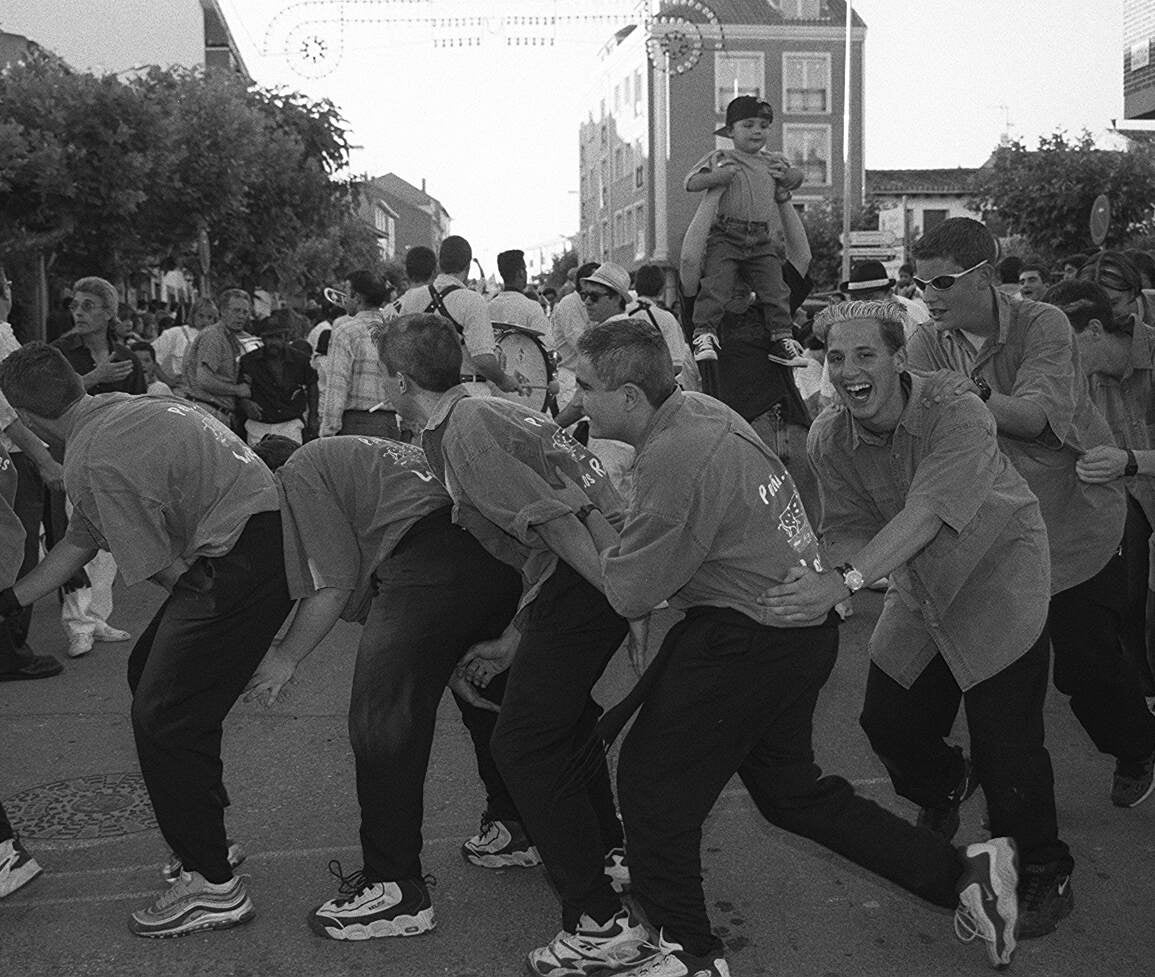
{"left": 276, "top": 436, "right": 452, "bottom": 623}
{"left": 599, "top": 389, "right": 825, "bottom": 624}
{"left": 422, "top": 385, "right": 624, "bottom": 599}
{"left": 687, "top": 148, "right": 793, "bottom": 228}
{"left": 906, "top": 291, "right": 1124, "bottom": 594}
{"left": 808, "top": 373, "right": 1051, "bottom": 691}
{"left": 62, "top": 394, "right": 279, "bottom": 585}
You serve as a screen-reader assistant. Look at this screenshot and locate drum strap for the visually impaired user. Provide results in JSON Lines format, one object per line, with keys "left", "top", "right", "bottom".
{"left": 425, "top": 284, "right": 465, "bottom": 335}
{"left": 628, "top": 303, "right": 661, "bottom": 331}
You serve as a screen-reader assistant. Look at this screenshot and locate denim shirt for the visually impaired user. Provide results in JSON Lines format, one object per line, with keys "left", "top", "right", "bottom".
{"left": 907, "top": 290, "right": 1124, "bottom": 594}
{"left": 601, "top": 389, "right": 825, "bottom": 624}
{"left": 422, "top": 385, "right": 624, "bottom": 600}
{"left": 808, "top": 373, "right": 1050, "bottom": 691}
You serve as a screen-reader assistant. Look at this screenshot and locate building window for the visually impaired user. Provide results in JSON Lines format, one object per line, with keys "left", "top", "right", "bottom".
{"left": 635, "top": 204, "right": 646, "bottom": 259}
{"left": 783, "top": 53, "right": 830, "bottom": 114}
{"left": 783, "top": 124, "right": 831, "bottom": 186}
{"left": 373, "top": 204, "right": 395, "bottom": 259}
{"left": 614, "top": 210, "right": 625, "bottom": 249}
{"left": 601, "top": 220, "right": 610, "bottom": 259}
{"left": 714, "top": 51, "right": 764, "bottom": 114}
{"left": 600, "top": 160, "right": 609, "bottom": 208}
{"left": 1133, "top": 39, "right": 1151, "bottom": 71}
{"left": 923, "top": 209, "right": 949, "bottom": 233}
{"left": 633, "top": 69, "right": 643, "bottom": 114}
{"left": 614, "top": 146, "right": 624, "bottom": 180}
{"left": 634, "top": 139, "right": 645, "bottom": 188}
{"left": 779, "top": 0, "right": 820, "bottom": 18}
{"left": 614, "top": 83, "right": 621, "bottom": 112}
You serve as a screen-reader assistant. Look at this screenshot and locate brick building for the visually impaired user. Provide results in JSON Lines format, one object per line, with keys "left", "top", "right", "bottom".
{"left": 359, "top": 174, "right": 452, "bottom": 259}
{"left": 1125, "top": 0, "right": 1155, "bottom": 119}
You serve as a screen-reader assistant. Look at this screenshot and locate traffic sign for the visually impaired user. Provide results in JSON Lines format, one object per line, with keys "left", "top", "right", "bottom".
{"left": 1090, "top": 194, "right": 1111, "bottom": 246}
{"left": 843, "top": 230, "right": 898, "bottom": 248}
{"left": 844, "top": 248, "right": 899, "bottom": 261}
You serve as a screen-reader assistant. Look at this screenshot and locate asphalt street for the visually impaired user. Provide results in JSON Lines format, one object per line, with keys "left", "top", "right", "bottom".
{"left": 1, "top": 580, "right": 1153, "bottom": 977}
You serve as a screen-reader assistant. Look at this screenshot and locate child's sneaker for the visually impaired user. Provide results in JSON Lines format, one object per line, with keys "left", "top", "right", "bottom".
{"left": 527, "top": 907, "right": 655, "bottom": 977}
{"left": 0, "top": 836, "right": 42, "bottom": 898}
{"left": 128, "top": 870, "right": 254, "bottom": 938}
{"left": 692, "top": 333, "right": 720, "bottom": 362}
{"left": 309, "top": 862, "right": 435, "bottom": 941}
{"left": 461, "top": 815, "right": 541, "bottom": 868}
{"left": 767, "top": 337, "right": 810, "bottom": 367}
{"left": 955, "top": 838, "right": 1018, "bottom": 969}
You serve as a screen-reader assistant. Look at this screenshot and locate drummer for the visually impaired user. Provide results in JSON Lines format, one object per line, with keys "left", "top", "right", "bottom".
{"left": 389, "top": 235, "right": 528, "bottom": 400}
{"left": 488, "top": 250, "right": 551, "bottom": 338}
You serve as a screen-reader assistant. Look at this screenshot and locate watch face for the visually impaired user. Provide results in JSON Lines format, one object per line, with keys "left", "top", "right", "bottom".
{"left": 845, "top": 569, "right": 865, "bottom": 592}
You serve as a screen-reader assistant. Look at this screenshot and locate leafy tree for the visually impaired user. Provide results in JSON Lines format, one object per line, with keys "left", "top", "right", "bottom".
{"left": 800, "top": 198, "right": 880, "bottom": 290}
{"left": 543, "top": 249, "right": 578, "bottom": 291}
{"left": 970, "top": 130, "right": 1155, "bottom": 261}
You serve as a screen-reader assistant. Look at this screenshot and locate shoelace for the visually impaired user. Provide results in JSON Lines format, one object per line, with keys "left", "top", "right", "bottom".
{"left": 327, "top": 860, "right": 373, "bottom": 905}
{"left": 953, "top": 904, "right": 987, "bottom": 946}
{"left": 475, "top": 814, "right": 500, "bottom": 844}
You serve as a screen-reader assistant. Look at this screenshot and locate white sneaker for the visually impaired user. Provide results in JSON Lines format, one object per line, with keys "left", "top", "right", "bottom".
{"left": 955, "top": 838, "right": 1019, "bottom": 969}
{"left": 692, "top": 334, "right": 720, "bottom": 362}
{"left": 67, "top": 632, "right": 94, "bottom": 658}
{"left": 93, "top": 624, "right": 132, "bottom": 642}
{"left": 527, "top": 907, "right": 656, "bottom": 977}
{"left": 767, "top": 337, "right": 810, "bottom": 367}
{"left": 0, "top": 837, "right": 43, "bottom": 898}
{"left": 128, "top": 870, "right": 254, "bottom": 938}
{"left": 461, "top": 815, "right": 541, "bottom": 868}
{"left": 612, "top": 933, "right": 731, "bottom": 977}
{"left": 309, "top": 863, "right": 435, "bottom": 941}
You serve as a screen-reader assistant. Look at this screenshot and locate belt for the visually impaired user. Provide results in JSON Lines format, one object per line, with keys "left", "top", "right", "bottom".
{"left": 718, "top": 216, "right": 771, "bottom": 230}
{"left": 188, "top": 397, "right": 231, "bottom": 415}
{"left": 459, "top": 374, "right": 486, "bottom": 383}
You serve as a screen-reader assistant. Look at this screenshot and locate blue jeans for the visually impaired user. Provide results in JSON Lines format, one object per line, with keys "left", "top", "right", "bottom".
{"left": 693, "top": 221, "right": 792, "bottom": 342}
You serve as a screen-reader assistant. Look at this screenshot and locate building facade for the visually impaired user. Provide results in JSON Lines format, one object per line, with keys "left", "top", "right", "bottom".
{"left": 362, "top": 174, "right": 452, "bottom": 258}
{"left": 867, "top": 168, "right": 982, "bottom": 253}
{"left": 577, "top": 0, "right": 865, "bottom": 278}
{"left": 0, "top": 0, "right": 248, "bottom": 78}
{"left": 1125, "top": 0, "right": 1155, "bottom": 120}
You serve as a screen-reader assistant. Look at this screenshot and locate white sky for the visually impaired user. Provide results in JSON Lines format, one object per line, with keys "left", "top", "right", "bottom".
{"left": 216, "top": 0, "right": 1126, "bottom": 266}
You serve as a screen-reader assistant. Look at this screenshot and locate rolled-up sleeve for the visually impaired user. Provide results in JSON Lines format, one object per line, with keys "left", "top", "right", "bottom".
{"left": 459, "top": 295, "right": 496, "bottom": 360}
{"left": 1008, "top": 308, "right": 1078, "bottom": 447}
{"left": 601, "top": 509, "right": 709, "bottom": 620}
{"left": 278, "top": 469, "right": 359, "bottom": 597}
{"left": 69, "top": 489, "right": 176, "bottom": 585}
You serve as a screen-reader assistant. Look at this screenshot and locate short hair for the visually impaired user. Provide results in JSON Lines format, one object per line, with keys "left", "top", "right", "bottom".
{"left": 575, "top": 261, "right": 600, "bottom": 285}
{"left": 542, "top": 286, "right": 558, "bottom": 299}
{"left": 1078, "top": 250, "right": 1142, "bottom": 296}
{"left": 1061, "top": 253, "right": 1087, "bottom": 271}
{"left": 1124, "top": 248, "right": 1155, "bottom": 289}
{"left": 346, "top": 270, "right": 390, "bottom": 308}
{"left": 218, "top": 287, "right": 251, "bottom": 310}
{"left": 0, "top": 342, "right": 85, "bottom": 418}
{"left": 576, "top": 317, "right": 676, "bottom": 408}
{"left": 259, "top": 308, "right": 299, "bottom": 336}
{"left": 404, "top": 246, "right": 437, "bottom": 282}
{"left": 812, "top": 299, "right": 908, "bottom": 354}
{"left": 191, "top": 297, "right": 219, "bottom": 321}
{"left": 438, "top": 235, "right": 472, "bottom": 275}
{"left": 253, "top": 435, "right": 300, "bottom": 472}
{"left": 129, "top": 341, "right": 156, "bottom": 359}
{"left": 72, "top": 276, "right": 117, "bottom": 311}
{"left": 496, "top": 249, "right": 525, "bottom": 282}
{"left": 1042, "top": 279, "right": 1127, "bottom": 335}
{"left": 377, "top": 313, "right": 463, "bottom": 392}
{"left": 911, "top": 217, "right": 998, "bottom": 271}
{"left": 1019, "top": 261, "right": 1048, "bottom": 278}
{"left": 996, "top": 256, "right": 1023, "bottom": 284}
{"left": 634, "top": 264, "right": 664, "bottom": 298}
{"left": 898, "top": 263, "right": 913, "bottom": 275}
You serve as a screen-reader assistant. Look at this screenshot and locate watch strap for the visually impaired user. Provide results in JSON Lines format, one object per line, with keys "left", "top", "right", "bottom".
{"left": 1125, "top": 449, "right": 1139, "bottom": 478}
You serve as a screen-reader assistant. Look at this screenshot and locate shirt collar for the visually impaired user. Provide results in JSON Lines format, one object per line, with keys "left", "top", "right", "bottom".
{"left": 637, "top": 386, "right": 685, "bottom": 450}
{"left": 848, "top": 372, "right": 921, "bottom": 448}
{"left": 423, "top": 384, "right": 471, "bottom": 435}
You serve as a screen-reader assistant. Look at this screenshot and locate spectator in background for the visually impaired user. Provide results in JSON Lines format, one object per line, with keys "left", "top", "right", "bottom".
{"left": 995, "top": 256, "right": 1023, "bottom": 298}
{"left": 1124, "top": 249, "right": 1155, "bottom": 323}
{"left": 45, "top": 292, "right": 74, "bottom": 343}
{"left": 1078, "top": 251, "right": 1154, "bottom": 326}
{"left": 1060, "top": 254, "right": 1087, "bottom": 281}
{"left": 184, "top": 289, "right": 253, "bottom": 427}
{"left": 488, "top": 250, "right": 550, "bottom": 336}
{"left": 1017, "top": 261, "right": 1050, "bottom": 302}
{"left": 238, "top": 310, "right": 318, "bottom": 446}
{"left": 895, "top": 263, "right": 920, "bottom": 299}
{"left": 320, "top": 270, "right": 397, "bottom": 439}
{"left": 548, "top": 261, "right": 599, "bottom": 415}
{"left": 152, "top": 297, "right": 216, "bottom": 396}
{"left": 541, "top": 286, "right": 558, "bottom": 314}
{"left": 130, "top": 342, "right": 174, "bottom": 396}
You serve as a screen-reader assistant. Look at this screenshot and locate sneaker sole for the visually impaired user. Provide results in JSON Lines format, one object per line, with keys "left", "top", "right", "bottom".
{"left": 308, "top": 906, "right": 436, "bottom": 940}
{"left": 0, "top": 859, "right": 43, "bottom": 899}
{"left": 767, "top": 355, "right": 811, "bottom": 368}
{"left": 958, "top": 839, "right": 1018, "bottom": 969}
{"left": 462, "top": 847, "right": 542, "bottom": 869}
{"left": 1114, "top": 776, "right": 1155, "bottom": 808}
{"left": 129, "top": 899, "right": 256, "bottom": 938}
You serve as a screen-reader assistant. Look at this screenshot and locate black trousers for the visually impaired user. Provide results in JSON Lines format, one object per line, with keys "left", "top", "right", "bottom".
{"left": 126, "top": 511, "right": 293, "bottom": 884}
{"left": 6, "top": 454, "right": 43, "bottom": 650}
{"left": 492, "top": 562, "right": 628, "bottom": 931}
{"left": 619, "top": 608, "right": 963, "bottom": 960}
{"left": 1048, "top": 551, "right": 1155, "bottom": 763}
{"left": 1121, "top": 495, "right": 1155, "bottom": 695}
{"left": 860, "top": 629, "right": 1069, "bottom": 872}
{"left": 351, "top": 510, "right": 523, "bottom": 881}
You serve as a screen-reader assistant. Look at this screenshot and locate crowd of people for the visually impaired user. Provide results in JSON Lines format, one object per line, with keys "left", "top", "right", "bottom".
{"left": 1, "top": 93, "right": 1154, "bottom": 977}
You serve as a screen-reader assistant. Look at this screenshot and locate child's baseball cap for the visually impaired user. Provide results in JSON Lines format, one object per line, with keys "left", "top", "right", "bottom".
{"left": 715, "top": 95, "right": 774, "bottom": 136}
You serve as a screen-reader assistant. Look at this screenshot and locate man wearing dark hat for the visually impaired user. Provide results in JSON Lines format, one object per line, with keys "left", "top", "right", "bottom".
{"left": 840, "top": 259, "right": 931, "bottom": 329}
{"left": 238, "top": 309, "right": 318, "bottom": 446}
{"left": 489, "top": 249, "right": 550, "bottom": 336}
{"left": 685, "top": 95, "right": 807, "bottom": 368}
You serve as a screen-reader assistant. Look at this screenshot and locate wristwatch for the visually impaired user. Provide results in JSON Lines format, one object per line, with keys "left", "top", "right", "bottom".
{"left": 835, "top": 563, "right": 865, "bottom": 594}
{"left": 970, "top": 372, "right": 992, "bottom": 402}
{"left": 1125, "top": 449, "right": 1139, "bottom": 478}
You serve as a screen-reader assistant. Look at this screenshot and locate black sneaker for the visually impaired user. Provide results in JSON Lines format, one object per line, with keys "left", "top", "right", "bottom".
{"left": 1111, "top": 751, "right": 1155, "bottom": 807}
{"left": 461, "top": 814, "right": 541, "bottom": 868}
{"left": 692, "top": 333, "right": 720, "bottom": 362}
{"left": 955, "top": 838, "right": 1018, "bottom": 970}
{"left": 1018, "top": 861, "right": 1073, "bottom": 939}
{"left": 308, "top": 861, "right": 435, "bottom": 941}
{"left": 917, "top": 752, "right": 978, "bottom": 842}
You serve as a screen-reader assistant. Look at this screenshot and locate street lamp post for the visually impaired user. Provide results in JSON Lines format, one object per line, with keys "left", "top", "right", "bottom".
{"left": 840, "top": 0, "right": 854, "bottom": 286}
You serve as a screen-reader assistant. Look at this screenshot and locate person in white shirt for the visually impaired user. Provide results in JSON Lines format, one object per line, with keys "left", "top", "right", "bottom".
{"left": 548, "top": 261, "right": 599, "bottom": 411}
{"left": 151, "top": 297, "right": 216, "bottom": 396}
{"left": 488, "top": 250, "right": 550, "bottom": 336}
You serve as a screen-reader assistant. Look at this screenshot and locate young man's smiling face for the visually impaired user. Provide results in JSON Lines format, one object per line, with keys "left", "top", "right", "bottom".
{"left": 825, "top": 317, "right": 907, "bottom": 433}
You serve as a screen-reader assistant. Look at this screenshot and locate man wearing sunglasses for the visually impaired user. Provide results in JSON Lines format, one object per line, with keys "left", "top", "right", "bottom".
{"left": 906, "top": 219, "right": 1154, "bottom": 918}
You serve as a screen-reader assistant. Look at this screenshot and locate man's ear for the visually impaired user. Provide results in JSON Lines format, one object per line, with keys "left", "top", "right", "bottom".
{"left": 622, "top": 382, "right": 645, "bottom": 411}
